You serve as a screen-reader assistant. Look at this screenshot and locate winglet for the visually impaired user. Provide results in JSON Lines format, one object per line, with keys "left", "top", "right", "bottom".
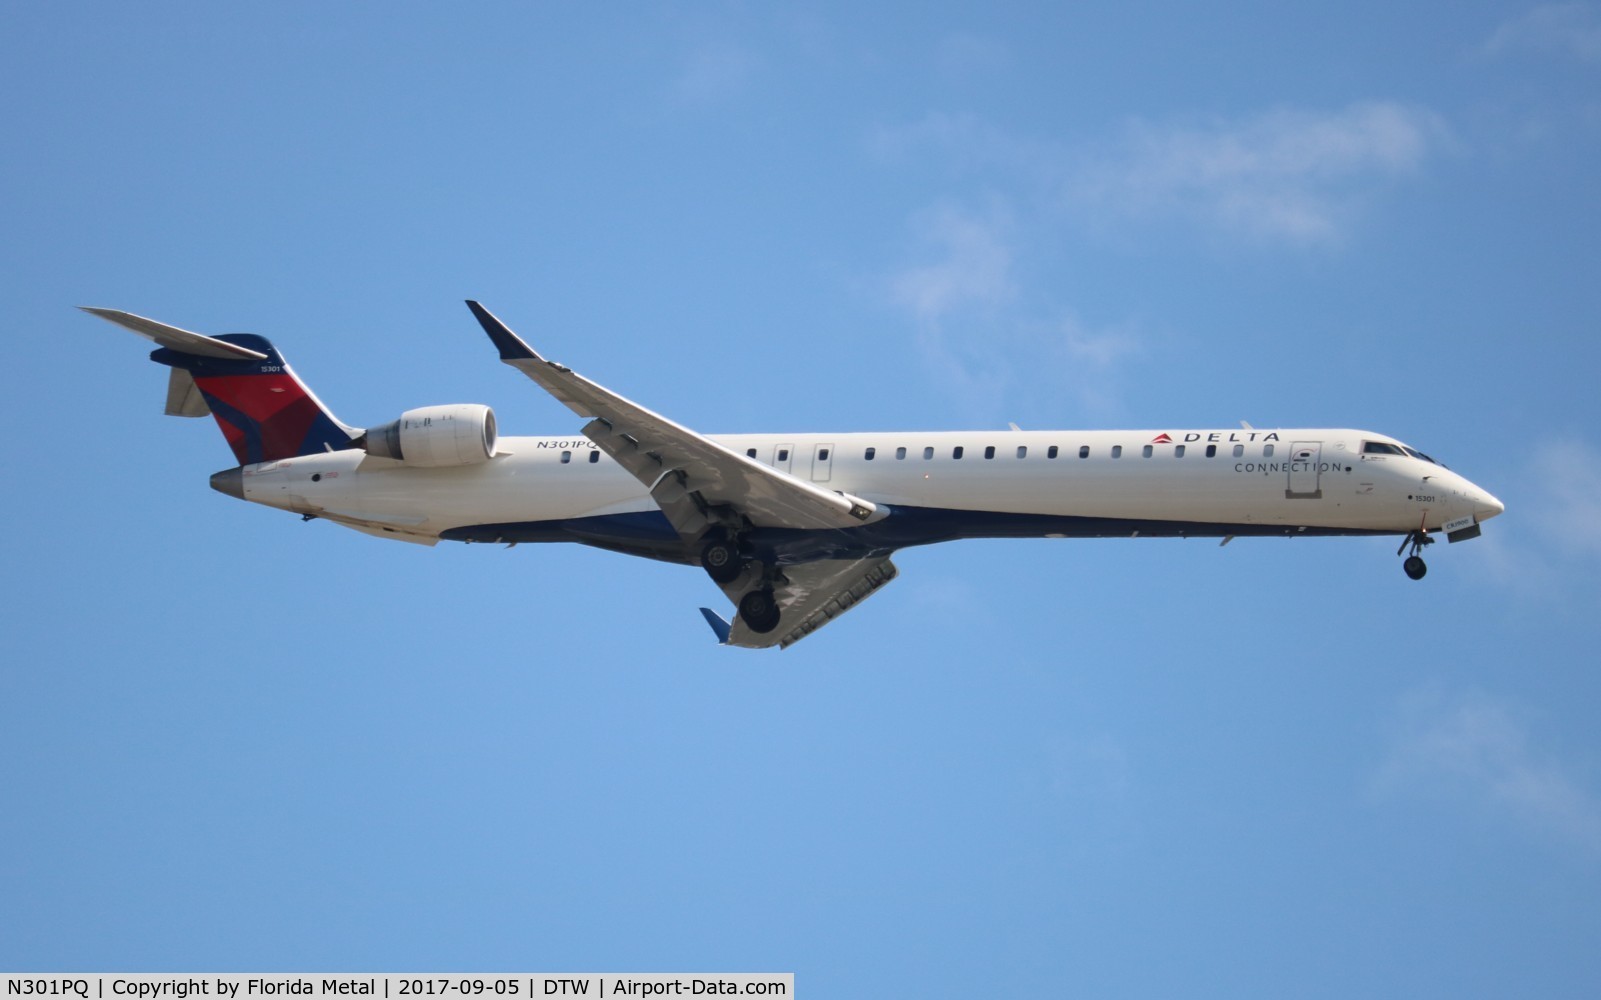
{"left": 698, "top": 607, "right": 732, "bottom": 645}
{"left": 465, "top": 300, "right": 542, "bottom": 362}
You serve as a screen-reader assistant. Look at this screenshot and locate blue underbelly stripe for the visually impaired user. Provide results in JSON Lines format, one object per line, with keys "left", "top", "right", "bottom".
{"left": 439, "top": 505, "right": 1400, "bottom": 563}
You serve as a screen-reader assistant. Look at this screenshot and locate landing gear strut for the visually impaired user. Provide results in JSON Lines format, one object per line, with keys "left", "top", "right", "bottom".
{"left": 1398, "top": 528, "right": 1433, "bottom": 581}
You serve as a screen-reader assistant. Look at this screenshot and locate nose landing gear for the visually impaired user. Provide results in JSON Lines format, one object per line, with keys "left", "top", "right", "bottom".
{"left": 1398, "top": 528, "right": 1434, "bottom": 580}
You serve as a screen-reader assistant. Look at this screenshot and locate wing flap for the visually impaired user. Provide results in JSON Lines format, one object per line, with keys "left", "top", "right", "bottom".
{"left": 723, "top": 556, "right": 899, "bottom": 649}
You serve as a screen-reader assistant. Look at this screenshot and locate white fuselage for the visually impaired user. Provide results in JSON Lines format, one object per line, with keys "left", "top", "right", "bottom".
{"left": 229, "top": 427, "right": 1504, "bottom": 562}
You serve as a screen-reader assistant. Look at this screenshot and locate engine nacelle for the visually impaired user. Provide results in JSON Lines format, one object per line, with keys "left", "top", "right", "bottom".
{"left": 361, "top": 404, "right": 497, "bottom": 467}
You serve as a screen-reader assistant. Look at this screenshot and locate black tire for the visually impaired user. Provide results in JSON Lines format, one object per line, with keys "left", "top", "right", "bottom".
{"left": 739, "top": 588, "right": 781, "bottom": 634}
{"left": 700, "top": 539, "right": 743, "bottom": 584}
{"left": 1403, "top": 555, "right": 1427, "bottom": 580}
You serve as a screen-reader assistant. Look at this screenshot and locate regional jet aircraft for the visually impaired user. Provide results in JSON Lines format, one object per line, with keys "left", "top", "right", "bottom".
{"left": 85, "top": 303, "right": 1505, "bottom": 649}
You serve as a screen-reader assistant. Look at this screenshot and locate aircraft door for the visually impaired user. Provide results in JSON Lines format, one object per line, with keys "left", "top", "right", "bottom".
{"left": 1287, "top": 441, "right": 1322, "bottom": 499}
{"left": 771, "top": 443, "right": 794, "bottom": 474}
{"left": 811, "top": 443, "right": 834, "bottom": 482}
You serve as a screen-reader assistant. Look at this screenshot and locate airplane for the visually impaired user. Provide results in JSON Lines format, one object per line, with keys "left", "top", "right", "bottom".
{"left": 84, "top": 302, "right": 1506, "bottom": 649}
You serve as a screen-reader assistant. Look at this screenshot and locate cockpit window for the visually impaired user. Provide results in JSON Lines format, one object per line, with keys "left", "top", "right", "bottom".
{"left": 1362, "top": 441, "right": 1406, "bottom": 457}
{"left": 1400, "top": 446, "right": 1438, "bottom": 464}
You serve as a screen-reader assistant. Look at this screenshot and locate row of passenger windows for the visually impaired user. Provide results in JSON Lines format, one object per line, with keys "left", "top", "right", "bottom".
{"left": 811, "top": 443, "right": 1277, "bottom": 460}
{"left": 560, "top": 441, "right": 1300, "bottom": 464}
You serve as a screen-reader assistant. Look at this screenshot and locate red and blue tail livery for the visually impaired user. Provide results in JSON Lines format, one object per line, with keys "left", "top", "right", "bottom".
{"left": 82, "top": 307, "right": 356, "bottom": 464}
{"left": 152, "top": 333, "right": 356, "bottom": 465}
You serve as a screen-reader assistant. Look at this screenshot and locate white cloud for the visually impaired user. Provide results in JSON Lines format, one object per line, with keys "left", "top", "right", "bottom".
{"left": 889, "top": 200, "right": 1017, "bottom": 323}
{"left": 672, "top": 42, "right": 760, "bottom": 103}
{"left": 870, "top": 111, "right": 1054, "bottom": 186}
{"left": 1530, "top": 439, "right": 1601, "bottom": 557}
{"left": 1070, "top": 102, "right": 1448, "bottom": 244}
{"left": 875, "top": 102, "right": 1441, "bottom": 412}
{"left": 885, "top": 202, "right": 1015, "bottom": 412}
{"left": 1377, "top": 689, "right": 1601, "bottom": 857}
{"left": 885, "top": 200, "right": 1142, "bottom": 418}
{"left": 1485, "top": 4, "right": 1601, "bottom": 62}
{"left": 1061, "top": 317, "right": 1140, "bottom": 368}
{"left": 876, "top": 102, "right": 1448, "bottom": 246}
{"left": 935, "top": 33, "right": 1009, "bottom": 76}
{"left": 1053, "top": 316, "right": 1144, "bottom": 417}
{"left": 1462, "top": 440, "right": 1601, "bottom": 605}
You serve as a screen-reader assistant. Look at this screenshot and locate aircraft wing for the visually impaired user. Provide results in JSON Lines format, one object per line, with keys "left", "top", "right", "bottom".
{"left": 466, "top": 301, "right": 879, "bottom": 538}
{"left": 715, "top": 555, "right": 899, "bottom": 649}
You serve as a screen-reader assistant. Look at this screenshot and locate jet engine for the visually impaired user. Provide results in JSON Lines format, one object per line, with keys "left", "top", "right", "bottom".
{"left": 360, "top": 404, "right": 497, "bottom": 467}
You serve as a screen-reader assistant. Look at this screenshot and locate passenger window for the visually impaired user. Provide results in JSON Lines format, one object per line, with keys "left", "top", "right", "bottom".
{"left": 778, "top": 448, "right": 789, "bottom": 461}
{"left": 1206, "top": 444, "right": 1217, "bottom": 458}
{"left": 865, "top": 447, "right": 876, "bottom": 460}
{"left": 746, "top": 448, "right": 757, "bottom": 458}
{"left": 1112, "top": 445, "right": 1123, "bottom": 458}
{"left": 1048, "top": 445, "right": 1059, "bottom": 459}
{"left": 1175, "top": 445, "right": 1185, "bottom": 457}
{"left": 1079, "top": 446, "right": 1090, "bottom": 458}
{"left": 1232, "top": 444, "right": 1244, "bottom": 458}
{"left": 1142, "top": 445, "right": 1153, "bottom": 458}
{"left": 923, "top": 446, "right": 934, "bottom": 460}
{"left": 953, "top": 446, "right": 964, "bottom": 459}
{"left": 1017, "top": 446, "right": 1027, "bottom": 459}
{"left": 984, "top": 446, "right": 996, "bottom": 459}
{"left": 1263, "top": 444, "right": 1274, "bottom": 457}
{"left": 560, "top": 451, "right": 572, "bottom": 464}
{"left": 588, "top": 450, "right": 600, "bottom": 464}
{"left": 896, "top": 447, "right": 907, "bottom": 460}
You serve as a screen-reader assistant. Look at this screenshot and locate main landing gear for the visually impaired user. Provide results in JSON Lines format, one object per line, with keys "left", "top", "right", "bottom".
{"left": 699, "top": 535, "right": 744, "bottom": 584}
{"left": 1398, "top": 528, "right": 1434, "bottom": 581}
{"left": 738, "top": 587, "right": 782, "bottom": 634}
{"left": 700, "top": 529, "right": 782, "bottom": 634}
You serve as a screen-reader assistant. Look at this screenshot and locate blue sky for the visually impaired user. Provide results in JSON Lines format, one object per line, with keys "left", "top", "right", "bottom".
{"left": 4, "top": 2, "right": 1601, "bottom": 995}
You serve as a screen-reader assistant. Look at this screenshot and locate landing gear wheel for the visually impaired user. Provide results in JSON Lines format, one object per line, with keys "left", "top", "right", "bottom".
{"left": 738, "top": 588, "right": 782, "bottom": 634}
{"left": 700, "top": 538, "right": 744, "bottom": 584}
{"left": 1397, "top": 527, "right": 1433, "bottom": 581}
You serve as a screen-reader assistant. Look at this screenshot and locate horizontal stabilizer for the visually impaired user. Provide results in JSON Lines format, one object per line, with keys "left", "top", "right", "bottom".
{"left": 80, "top": 307, "right": 268, "bottom": 360}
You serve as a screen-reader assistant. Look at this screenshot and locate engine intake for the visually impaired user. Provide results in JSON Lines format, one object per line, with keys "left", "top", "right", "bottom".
{"left": 361, "top": 404, "right": 497, "bottom": 467}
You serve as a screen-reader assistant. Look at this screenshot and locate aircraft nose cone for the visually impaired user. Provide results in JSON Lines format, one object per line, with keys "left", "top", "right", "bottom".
{"left": 210, "top": 467, "right": 244, "bottom": 500}
{"left": 1478, "top": 491, "right": 1506, "bottom": 520}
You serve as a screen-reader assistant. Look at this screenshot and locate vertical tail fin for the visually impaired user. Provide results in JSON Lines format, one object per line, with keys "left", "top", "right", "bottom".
{"left": 83, "top": 307, "right": 358, "bottom": 464}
